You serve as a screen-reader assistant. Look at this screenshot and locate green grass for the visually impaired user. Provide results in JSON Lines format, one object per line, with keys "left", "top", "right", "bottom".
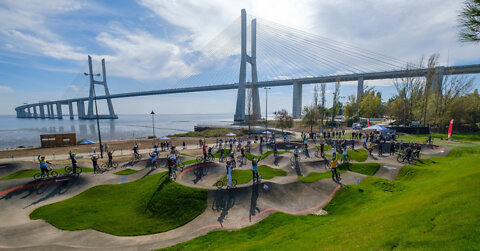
{"left": 182, "top": 159, "right": 203, "bottom": 166}
{"left": 113, "top": 169, "right": 138, "bottom": 175}
{"left": 213, "top": 149, "right": 231, "bottom": 158}
{"left": 215, "top": 165, "right": 287, "bottom": 185}
{"left": 339, "top": 162, "right": 380, "bottom": 176}
{"left": 298, "top": 170, "right": 346, "bottom": 183}
{"left": 163, "top": 145, "right": 480, "bottom": 250}
{"left": 168, "top": 128, "right": 245, "bottom": 138}
{"left": 0, "top": 166, "right": 92, "bottom": 180}
{"left": 335, "top": 149, "right": 368, "bottom": 162}
{"left": 315, "top": 145, "right": 332, "bottom": 151}
{"left": 397, "top": 133, "right": 480, "bottom": 146}
{"left": 30, "top": 173, "right": 207, "bottom": 236}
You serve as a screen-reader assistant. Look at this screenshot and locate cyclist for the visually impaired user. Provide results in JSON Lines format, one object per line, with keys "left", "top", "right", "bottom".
{"left": 202, "top": 145, "right": 207, "bottom": 162}
{"left": 351, "top": 139, "right": 355, "bottom": 150}
{"left": 332, "top": 146, "right": 337, "bottom": 159}
{"left": 168, "top": 148, "right": 177, "bottom": 179}
{"left": 294, "top": 146, "right": 299, "bottom": 162}
{"left": 403, "top": 145, "right": 413, "bottom": 162}
{"left": 107, "top": 150, "right": 114, "bottom": 167}
{"left": 251, "top": 156, "right": 262, "bottom": 183}
{"left": 240, "top": 147, "right": 246, "bottom": 162}
{"left": 413, "top": 144, "right": 421, "bottom": 159}
{"left": 133, "top": 144, "right": 140, "bottom": 159}
{"left": 149, "top": 152, "right": 158, "bottom": 168}
{"left": 208, "top": 147, "right": 214, "bottom": 160}
{"left": 91, "top": 155, "right": 100, "bottom": 173}
{"left": 153, "top": 144, "right": 159, "bottom": 155}
{"left": 182, "top": 141, "right": 186, "bottom": 149}
{"left": 368, "top": 143, "right": 373, "bottom": 155}
{"left": 330, "top": 157, "right": 340, "bottom": 182}
{"left": 342, "top": 147, "right": 348, "bottom": 163}
{"left": 220, "top": 147, "right": 225, "bottom": 160}
{"left": 69, "top": 150, "right": 78, "bottom": 173}
{"left": 273, "top": 143, "right": 278, "bottom": 156}
{"left": 37, "top": 155, "right": 51, "bottom": 176}
{"left": 320, "top": 142, "right": 325, "bottom": 157}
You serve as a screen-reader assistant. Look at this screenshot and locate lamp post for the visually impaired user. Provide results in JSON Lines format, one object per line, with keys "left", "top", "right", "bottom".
{"left": 84, "top": 72, "right": 103, "bottom": 158}
{"left": 264, "top": 87, "right": 271, "bottom": 144}
{"left": 150, "top": 110, "right": 155, "bottom": 141}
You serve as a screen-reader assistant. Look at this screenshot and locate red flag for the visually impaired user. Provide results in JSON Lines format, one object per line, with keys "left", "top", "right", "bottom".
{"left": 447, "top": 119, "right": 454, "bottom": 138}
{"left": 367, "top": 119, "right": 370, "bottom": 127}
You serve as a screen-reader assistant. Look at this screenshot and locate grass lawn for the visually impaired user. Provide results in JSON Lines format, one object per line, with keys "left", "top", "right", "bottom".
{"left": 298, "top": 170, "right": 347, "bottom": 183}
{"left": 30, "top": 173, "right": 207, "bottom": 236}
{"left": 335, "top": 149, "right": 368, "bottom": 162}
{"left": 315, "top": 145, "right": 332, "bottom": 151}
{"left": 213, "top": 149, "right": 231, "bottom": 158}
{"left": 113, "top": 169, "right": 138, "bottom": 175}
{"left": 215, "top": 165, "right": 287, "bottom": 185}
{"left": 338, "top": 162, "right": 380, "bottom": 176}
{"left": 0, "top": 166, "right": 92, "bottom": 180}
{"left": 397, "top": 133, "right": 480, "bottom": 146}
{"left": 163, "top": 145, "right": 480, "bottom": 250}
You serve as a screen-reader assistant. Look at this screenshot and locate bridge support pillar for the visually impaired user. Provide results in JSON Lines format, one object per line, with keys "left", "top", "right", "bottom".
{"left": 33, "top": 106, "right": 38, "bottom": 118}
{"left": 39, "top": 105, "right": 45, "bottom": 119}
{"left": 56, "top": 103, "right": 63, "bottom": 119}
{"left": 357, "top": 77, "right": 364, "bottom": 114}
{"left": 46, "top": 105, "right": 51, "bottom": 118}
{"left": 86, "top": 56, "right": 118, "bottom": 119}
{"left": 27, "top": 107, "right": 32, "bottom": 118}
{"left": 68, "top": 102, "right": 74, "bottom": 119}
{"left": 431, "top": 66, "right": 444, "bottom": 94}
{"left": 49, "top": 104, "right": 55, "bottom": 119}
{"left": 292, "top": 82, "right": 302, "bottom": 119}
{"left": 77, "top": 101, "right": 86, "bottom": 119}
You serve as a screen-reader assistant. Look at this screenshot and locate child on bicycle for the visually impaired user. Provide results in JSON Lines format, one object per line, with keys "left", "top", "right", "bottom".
{"left": 91, "top": 155, "right": 99, "bottom": 173}
{"left": 149, "top": 152, "right": 157, "bottom": 168}
{"left": 251, "top": 156, "right": 262, "bottom": 183}
{"left": 330, "top": 157, "right": 340, "bottom": 182}
{"left": 168, "top": 147, "right": 177, "bottom": 179}
{"left": 226, "top": 157, "right": 234, "bottom": 188}
{"left": 37, "top": 155, "right": 51, "bottom": 176}
{"left": 107, "top": 150, "right": 114, "bottom": 166}
{"left": 342, "top": 147, "right": 348, "bottom": 163}
{"left": 294, "top": 146, "right": 299, "bottom": 161}
{"left": 208, "top": 147, "right": 214, "bottom": 160}
{"left": 69, "top": 151, "right": 78, "bottom": 173}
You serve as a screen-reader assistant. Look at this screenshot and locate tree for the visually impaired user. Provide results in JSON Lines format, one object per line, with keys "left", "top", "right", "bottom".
{"left": 274, "top": 109, "right": 293, "bottom": 132}
{"left": 343, "top": 95, "right": 357, "bottom": 119}
{"left": 302, "top": 105, "right": 317, "bottom": 134}
{"left": 331, "top": 80, "right": 341, "bottom": 123}
{"left": 359, "top": 89, "right": 383, "bottom": 118}
{"left": 319, "top": 82, "right": 326, "bottom": 127}
{"left": 458, "top": 0, "right": 480, "bottom": 43}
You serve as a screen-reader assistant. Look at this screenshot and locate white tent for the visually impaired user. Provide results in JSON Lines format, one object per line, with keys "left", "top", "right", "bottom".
{"left": 226, "top": 132, "right": 236, "bottom": 137}
{"left": 262, "top": 130, "right": 273, "bottom": 134}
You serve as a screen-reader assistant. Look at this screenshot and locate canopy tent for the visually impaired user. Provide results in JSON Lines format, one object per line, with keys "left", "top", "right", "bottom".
{"left": 363, "top": 125, "right": 395, "bottom": 133}
{"left": 159, "top": 136, "right": 171, "bottom": 140}
{"left": 79, "top": 140, "right": 95, "bottom": 145}
{"left": 226, "top": 132, "right": 236, "bottom": 137}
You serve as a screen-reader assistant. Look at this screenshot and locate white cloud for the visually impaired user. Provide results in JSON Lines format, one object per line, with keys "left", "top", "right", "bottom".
{"left": 0, "top": 86, "right": 13, "bottom": 93}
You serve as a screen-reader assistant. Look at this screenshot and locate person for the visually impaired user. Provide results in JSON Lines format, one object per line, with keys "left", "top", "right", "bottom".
{"left": 320, "top": 142, "right": 325, "bottom": 157}
{"left": 332, "top": 146, "right": 337, "bottom": 159}
{"left": 390, "top": 142, "right": 395, "bottom": 156}
{"left": 342, "top": 147, "right": 348, "bottom": 162}
{"left": 208, "top": 147, "right": 214, "bottom": 160}
{"left": 168, "top": 148, "right": 177, "bottom": 179}
{"left": 368, "top": 143, "right": 373, "bottom": 156}
{"left": 273, "top": 143, "right": 278, "bottom": 156}
{"left": 182, "top": 141, "right": 186, "bottom": 149}
{"left": 153, "top": 144, "right": 159, "bottom": 155}
{"left": 303, "top": 138, "right": 308, "bottom": 149}
{"left": 91, "top": 155, "right": 99, "bottom": 173}
{"left": 428, "top": 135, "right": 432, "bottom": 144}
{"left": 69, "top": 150, "right": 78, "bottom": 173}
{"left": 251, "top": 156, "right": 262, "bottom": 183}
{"left": 330, "top": 158, "right": 340, "bottom": 182}
{"left": 240, "top": 147, "right": 246, "bottom": 163}
{"left": 104, "top": 144, "right": 109, "bottom": 153}
{"left": 133, "top": 144, "right": 140, "bottom": 159}
{"left": 294, "top": 146, "right": 299, "bottom": 162}
{"left": 107, "top": 150, "right": 114, "bottom": 167}
{"left": 403, "top": 145, "right": 413, "bottom": 162}
{"left": 220, "top": 147, "right": 225, "bottom": 160}
{"left": 149, "top": 152, "right": 157, "bottom": 168}
{"left": 226, "top": 159, "right": 233, "bottom": 188}
{"left": 363, "top": 136, "right": 367, "bottom": 149}
{"left": 37, "top": 155, "right": 51, "bottom": 176}
{"left": 202, "top": 145, "right": 207, "bottom": 162}
{"left": 351, "top": 139, "right": 355, "bottom": 150}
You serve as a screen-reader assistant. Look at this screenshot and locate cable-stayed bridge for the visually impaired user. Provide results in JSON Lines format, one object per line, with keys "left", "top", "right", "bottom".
{"left": 15, "top": 9, "right": 480, "bottom": 122}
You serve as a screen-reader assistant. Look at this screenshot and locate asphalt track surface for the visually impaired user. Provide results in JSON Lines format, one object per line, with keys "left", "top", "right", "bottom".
{"left": 0, "top": 144, "right": 450, "bottom": 250}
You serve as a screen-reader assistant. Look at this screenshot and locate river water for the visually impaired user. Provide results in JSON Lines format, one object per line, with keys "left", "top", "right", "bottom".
{"left": 0, "top": 114, "right": 233, "bottom": 149}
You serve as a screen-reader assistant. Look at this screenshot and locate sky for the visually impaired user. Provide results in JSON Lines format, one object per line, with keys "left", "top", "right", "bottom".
{"left": 0, "top": 0, "right": 479, "bottom": 116}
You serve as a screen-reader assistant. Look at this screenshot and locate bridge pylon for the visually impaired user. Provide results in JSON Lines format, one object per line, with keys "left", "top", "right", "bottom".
{"left": 85, "top": 55, "right": 118, "bottom": 120}
{"left": 234, "top": 9, "right": 261, "bottom": 122}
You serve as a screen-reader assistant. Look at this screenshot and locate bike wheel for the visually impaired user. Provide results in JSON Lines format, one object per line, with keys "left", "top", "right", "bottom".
{"left": 214, "top": 180, "right": 225, "bottom": 189}
{"left": 101, "top": 163, "right": 108, "bottom": 169}
{"left": 76, "top": 167, "right": 83, "bottom": 174}
{"left": 33, "top": 173, "right": 43, "bottom": 180}
{"left": 65, "top": 166, "right": 73, "bottom": 173}
{"left": 178, "top": 162, "right": 185, "bottom": 172}
{"left": 396, "top": 154, "right": 403, "bottom": 163}
{"left": 196, "top": 156, "right": 203, "bottom": 162}
{"left": 50, "top": 171, "right": 58, "bottom": 178}
{"left": 137, "top": 154, "right": 142, "bottom": 160}
{"left": 112, "top": 162, "right": 118, "bottom": 168}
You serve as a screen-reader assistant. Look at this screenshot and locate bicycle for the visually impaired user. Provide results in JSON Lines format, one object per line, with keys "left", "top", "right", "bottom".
{"left": 133, "top": 152, "right": 142, "bottom": 161}
{"left": 65, "top": 165, "right": 82, "bottom": 175}
{"left": 236, "top": 155, "right": 245, "bottom": 166}
{"left": 34, "top": 164, "right": 58, "bottom": 180}
{"left": 169, "top": 165, "right": 178, "bottom": 180}
{"left": 101, "top": 161, "right": 118, "bottom": 169}
{"left": 177, "top": 159, "right": 185, "bottom": 172}
{"left": 219, "top": 154, "right": 226, "bottom": 163}
{"left": 206, "top": 153, "right": 215, "bottom": 162}
{"left": 290, "top": 155, "right": 299, "bottom": 166}
{"left": 196, "top": 155, "right": 204, "bottom": 163}
{"left": 215, "top": 177, "right": 237, "bottom": 189}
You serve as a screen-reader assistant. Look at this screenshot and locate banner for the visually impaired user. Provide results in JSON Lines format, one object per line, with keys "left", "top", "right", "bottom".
{"left": 447, "top": 119, "right": 454, "bottom": 138}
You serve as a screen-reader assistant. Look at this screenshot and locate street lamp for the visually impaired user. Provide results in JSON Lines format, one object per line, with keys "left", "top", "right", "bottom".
{"left": 150, "top": 110, "right": 155, "bottom": 141}
{"left": 264, "top": 87, "right": 271, "bottom": 144}
{"left": 84, "top": 72, "right": 103, "bottom": 158}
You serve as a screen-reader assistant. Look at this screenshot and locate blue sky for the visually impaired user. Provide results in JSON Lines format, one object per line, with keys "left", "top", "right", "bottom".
{"left": 0, "top": 0, "right": 479, "bottom": 116}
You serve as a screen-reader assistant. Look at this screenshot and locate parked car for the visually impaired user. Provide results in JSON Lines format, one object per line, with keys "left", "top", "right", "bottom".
{"left": 352, "top": 123, "right": 365, "bottom": 129}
